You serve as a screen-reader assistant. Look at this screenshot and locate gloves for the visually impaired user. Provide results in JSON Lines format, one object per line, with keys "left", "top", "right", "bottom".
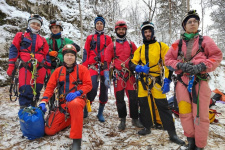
{"left": 66, "top": 91, "right": 82, "bottom": 102}
{"left": 188, "top": 63, "right": 206, "bottom": 75}
{"left": 176, "top": 62, "right": 193, "bottom": 73}
{"left": 49, "top": 51, "right": 58, "bottom": 57}
{"left": 161, "top": 78, "right": 171, "bottom": 94}
{"left": 39, "top": 102, "right": 47, "bottom": 113}
{"left": 104, "top": 71, "right": 110, "bottom": 88}
{"left": 142, "top": 63, "right": 150, "bottom": 74}
{"left": 135, "top": 65, "right": 143, "bottom": 73}
{"left": 7, "top": 64, "right": 15, "bottom": 77}
{"left": 135, "top": 63, "right": 150, "bottom": 74}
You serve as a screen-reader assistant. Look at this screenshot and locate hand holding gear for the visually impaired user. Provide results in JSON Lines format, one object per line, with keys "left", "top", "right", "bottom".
{"left": 7, "top": 64, "right": 15, "bottom": 77}
{"left": 39, "top": 102, "right": 47, "bottom": 113}
{"left": 49, "top": 51, "right": 58, "bottom": 57}
{"left": 161, "top": 78, "right": 171, "bottom": 94}
{"left": 104, "top": 71, "right": 110, "bottom": 88}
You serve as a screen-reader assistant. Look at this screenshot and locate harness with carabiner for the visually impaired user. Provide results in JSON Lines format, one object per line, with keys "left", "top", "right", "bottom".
{"left": 112, "top": 40, "right": 134, "bottom": 88}
{"left": 176, "top": 35, "right": 210, "bottom": 125}
{"left": 137, "top": 42, "right": 164, "bottom": 92}
{"left": 46, "top": 65, "right": 84, "bottom": 128}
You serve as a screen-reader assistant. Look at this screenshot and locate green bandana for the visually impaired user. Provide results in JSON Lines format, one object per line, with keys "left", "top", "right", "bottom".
{"left": 183, "top": 32, "right": 199, "bottom": 41}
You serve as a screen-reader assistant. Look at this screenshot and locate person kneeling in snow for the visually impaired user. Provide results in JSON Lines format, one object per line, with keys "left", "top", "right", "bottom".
{"left": 39, "top": 44, "right": 92, "bottom": 150}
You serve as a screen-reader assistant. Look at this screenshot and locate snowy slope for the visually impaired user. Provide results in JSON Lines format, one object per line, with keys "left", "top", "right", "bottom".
{"left": 0, "top": 62, "right": 225, "bottom": 150}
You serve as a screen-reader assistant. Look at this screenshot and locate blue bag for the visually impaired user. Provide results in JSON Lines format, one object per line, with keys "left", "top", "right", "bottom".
{"left": 18, "top": 106, "right": 45, "bottom": 140}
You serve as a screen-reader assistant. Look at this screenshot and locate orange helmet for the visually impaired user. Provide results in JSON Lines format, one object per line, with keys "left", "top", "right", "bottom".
{"left": 62, "top": 44, "right": 77, "bottom": 56}
{"left": 115, "top": 20, "right": 127, "bottom": 30}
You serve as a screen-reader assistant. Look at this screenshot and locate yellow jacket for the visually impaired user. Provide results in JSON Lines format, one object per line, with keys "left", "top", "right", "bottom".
{"left": 130, "top": 41, "right": 170, "bottom": 78}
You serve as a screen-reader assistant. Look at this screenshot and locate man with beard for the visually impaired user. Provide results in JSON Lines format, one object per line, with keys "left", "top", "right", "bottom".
{"left": 129, "top": 21, "right": 185, "bottom": 145}
{"left": 103, "top": 20, "right": 143, "bottom": 131}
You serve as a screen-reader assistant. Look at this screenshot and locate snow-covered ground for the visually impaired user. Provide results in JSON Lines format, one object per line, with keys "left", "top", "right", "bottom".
{"left": 0, "top": 63, "right": 225, "bottom": 150}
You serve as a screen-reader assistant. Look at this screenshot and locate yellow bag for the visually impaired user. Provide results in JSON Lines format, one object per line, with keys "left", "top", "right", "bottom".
{"left": 209, "top": 109, "right": 216, "bottom": 123}
{"left": 86, "top": 99, "right": 91, "bottom": 112}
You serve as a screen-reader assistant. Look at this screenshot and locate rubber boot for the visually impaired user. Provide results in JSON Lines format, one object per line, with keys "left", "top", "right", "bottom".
{"left": 118, "top": 118, "right": 126, "bottom": 131}
{"left": 72, "top": 139, "right": 81, "bottom": 150}
{"left": 187, "top": 137, "right": 195, "bottom": 150}
{"left": 195, "top": 147, "right": 204, "bottom": 150}
{"left": 97, "top": 104, "right": 105, "bottom": 122}
{"left": 167, "top": 130, "right": 185, "bottom": 145}
{"left": 132, "top": 119, "right": 143, "bottom": 128}
{"left": 83, "top": 105, "right": 88, "bottom": 118}
{"left": 138, "top": 128, "right": 151, "bottom": 135}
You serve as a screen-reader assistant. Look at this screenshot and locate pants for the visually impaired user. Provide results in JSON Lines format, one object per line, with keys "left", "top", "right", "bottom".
{"left": 19, "top": 67, "right": 46, "bottom": 107}
{"left": 176, "top": 78, "right": 211, "bottom": 148}
{"left": 137, "top": 77, "right": 175, "bottom": 131}
{"left": 87, "top": 75, "right": 108, "bottom": 104}
{"left": 114, "top": 75, "right": 139, "bottom": 119}
{"left": 45, "top": 97, "right": 86, "bottom": 139}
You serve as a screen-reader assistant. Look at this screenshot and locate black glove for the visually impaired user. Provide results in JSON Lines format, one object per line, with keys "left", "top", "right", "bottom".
{"left": 188, "top": 63, "right": 206, "bottom": 75}
{"left": 177, "top": 62, "right": 193, "bottom": 73}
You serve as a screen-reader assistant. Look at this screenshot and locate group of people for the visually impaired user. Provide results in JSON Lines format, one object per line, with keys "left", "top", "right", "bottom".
{"left": 7, "top": 9, "right": 222, "bottom": 150}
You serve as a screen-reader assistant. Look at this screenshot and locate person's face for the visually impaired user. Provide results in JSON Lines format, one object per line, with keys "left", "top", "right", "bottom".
{"left": 144, "top": 29, "right": 152, "bottom": 41}
{"left": 30, "top": 22, "right": 41, "bottom": 30}
{"left": 51, "top": 25, "right": 61, "bottom": 34}
{"left": 64, "top": 53, "right": 76, "bottom": 67}
{"left": 185, "top": 18, "right": 199, "bottom": 33}
{"left": 96, "top": 21, "right": 104, "bottom": 31}
{"left": 116, "top": 27, "right": 126, "bottom": 36}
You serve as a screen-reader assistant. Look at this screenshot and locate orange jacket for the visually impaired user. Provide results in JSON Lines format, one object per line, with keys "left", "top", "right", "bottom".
{"left": 42, "top": 64, "right": 92, "bottom": 103}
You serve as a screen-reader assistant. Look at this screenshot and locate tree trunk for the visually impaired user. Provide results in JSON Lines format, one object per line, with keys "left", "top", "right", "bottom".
{"left": 78, "top": 0, "right": 83, "bottom": 57}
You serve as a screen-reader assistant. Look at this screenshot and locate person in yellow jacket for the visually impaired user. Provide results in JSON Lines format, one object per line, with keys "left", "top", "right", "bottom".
{"left": 129, "top": 21, "right": 185, "bottom": 145}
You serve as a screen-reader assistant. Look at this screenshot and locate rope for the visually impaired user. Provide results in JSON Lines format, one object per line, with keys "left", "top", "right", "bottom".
{"left": 194, "top": 75, "right": 208, "bottom": 125}
{"left": 30, "top": 57, "right": 38, "bottom": 101}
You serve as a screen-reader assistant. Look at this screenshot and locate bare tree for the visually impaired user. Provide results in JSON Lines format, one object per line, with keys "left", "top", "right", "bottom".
{"left": 142, "top": 0, "right": 156, "bottom": 21}
{"left": 78, "top": 0, "right": 84, "bottom": 57}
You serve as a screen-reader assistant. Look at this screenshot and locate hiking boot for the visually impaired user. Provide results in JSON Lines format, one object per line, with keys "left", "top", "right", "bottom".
{"left": 187, "top": 137, "right": 195, "bottom": 150}
{"left": 118, "top": 118, "right": 126, "bottom": 131}
{"left": 132, "top": 119, "right": 143, "bottom": 128}
{"left": 72, "top": 139, "right": 81, "bottom": 150}
{"left": 168, "top": 130, "right": 185, "bottom": 145}
{"left": 138, "top": 128, "right": 151, "bottom": 135}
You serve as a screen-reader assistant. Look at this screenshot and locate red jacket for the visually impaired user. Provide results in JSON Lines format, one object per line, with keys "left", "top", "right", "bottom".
{"left": 82, "top": 33, "right": 112, "bottom": 68}
{"left": 8, "top": 31, "right": 50, "bottom": 66}
{"left": 42, "top": 64, "right": 92, "bottom": 103}
{"left": 104, "top": 40, "right": 137, "bottom": 71}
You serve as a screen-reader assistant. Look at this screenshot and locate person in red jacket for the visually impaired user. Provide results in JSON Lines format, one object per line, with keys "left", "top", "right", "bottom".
{"left": 103, "top": 20, "right": 143, "bottom": 130}
{"left": 165, "top": 10, "right": 223, "bottom": 150}
{"left": 39, "top": 44, "right": 92, "bottom": 150}
{"left": 7, "top": 14, "right": 51, "bottom": 107}
{"left": 82, "top": 15, "right": 112, "bottom": 122}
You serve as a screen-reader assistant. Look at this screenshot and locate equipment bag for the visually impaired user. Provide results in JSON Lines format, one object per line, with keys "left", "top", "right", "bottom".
{"left": 18, "top": 106, "right": 45, "bottom": 140}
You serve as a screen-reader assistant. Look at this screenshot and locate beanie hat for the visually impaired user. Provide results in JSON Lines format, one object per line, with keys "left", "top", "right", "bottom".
{"left": 182, "top": 10, "right": 200, "bottom": 30}
{"left": 94, "top": 15, "right": 105, "bottom": 27}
